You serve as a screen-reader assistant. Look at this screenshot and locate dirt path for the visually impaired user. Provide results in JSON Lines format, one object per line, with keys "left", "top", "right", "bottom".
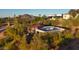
{"left": 0, "top": 32, "right": 5, "bottom": 39}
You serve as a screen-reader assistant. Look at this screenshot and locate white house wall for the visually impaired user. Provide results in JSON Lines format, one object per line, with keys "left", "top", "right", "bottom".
{"left": 63, "top": 14, "right": 70, "bottom": 20}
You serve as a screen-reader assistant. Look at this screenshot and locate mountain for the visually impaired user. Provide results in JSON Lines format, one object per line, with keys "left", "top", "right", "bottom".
{"left": 18, "top": 14, "right": 36, "bottom": 20}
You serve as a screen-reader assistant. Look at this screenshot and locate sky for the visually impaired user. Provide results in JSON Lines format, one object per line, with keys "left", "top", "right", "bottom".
{"left": 0, "top": 9, "right": 70, "bottom": 17}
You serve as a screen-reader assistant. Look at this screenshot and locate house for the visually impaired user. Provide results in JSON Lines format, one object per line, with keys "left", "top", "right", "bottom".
{"left": 47, "top": 14, "right": 63, "bottom": 20}
{"left": 47, "top": 14, "right": 72, "bottom": 20}
{"left": 63, "top": 14, "right": 71, "bottom": 20}
{"left": 46, "top": 16, "right": 56, "bottom": 20}
{"left": 55, "top": 14, "right": 63, "bottom": 18}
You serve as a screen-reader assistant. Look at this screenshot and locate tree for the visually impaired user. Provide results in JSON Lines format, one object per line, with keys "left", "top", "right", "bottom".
{"left": 4, "top": 16, "right": 28, "bottom": 50}
{"left": 0, "top": 18, "right": 2, "bottom": 26}
{"left": 69, "top": 9, "right": 77, "bottom": 17}
{"left": 30, "top": 33, "right": 48, "bottom": 50}
{"left": 69, "top": 9, "right": 79, "bottom": 17}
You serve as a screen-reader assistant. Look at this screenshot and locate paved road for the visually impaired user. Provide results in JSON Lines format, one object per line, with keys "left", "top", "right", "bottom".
{"left": 0, "top": 26, "right": 6, "bottom": 33}
{"left": 0, "top": 25, "right": 14, "bottom": 33}
{"left": 0, "top": 25, "right": 14, "bottom": 39}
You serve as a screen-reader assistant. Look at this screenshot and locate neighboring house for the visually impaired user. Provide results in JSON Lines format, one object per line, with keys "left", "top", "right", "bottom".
{"left": 56, "top": 14, "right": 63, "bottom": 18}
{"left": 47, "top": 14, "right": 63, "bottom": 20}
{"left": 47, "top": 16, "right": 56, "bottom": 20}
{"left": 63, "top": 13, "right": 79, "bottom": 20}
{"left": 50, "top": 17, "right": 56, "bottom": 20}
{"left": 48, "top": 14, "right": 72, "bottom": 20}
{"left": 63, "top": 14, "right": 71, "bottom": 20}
